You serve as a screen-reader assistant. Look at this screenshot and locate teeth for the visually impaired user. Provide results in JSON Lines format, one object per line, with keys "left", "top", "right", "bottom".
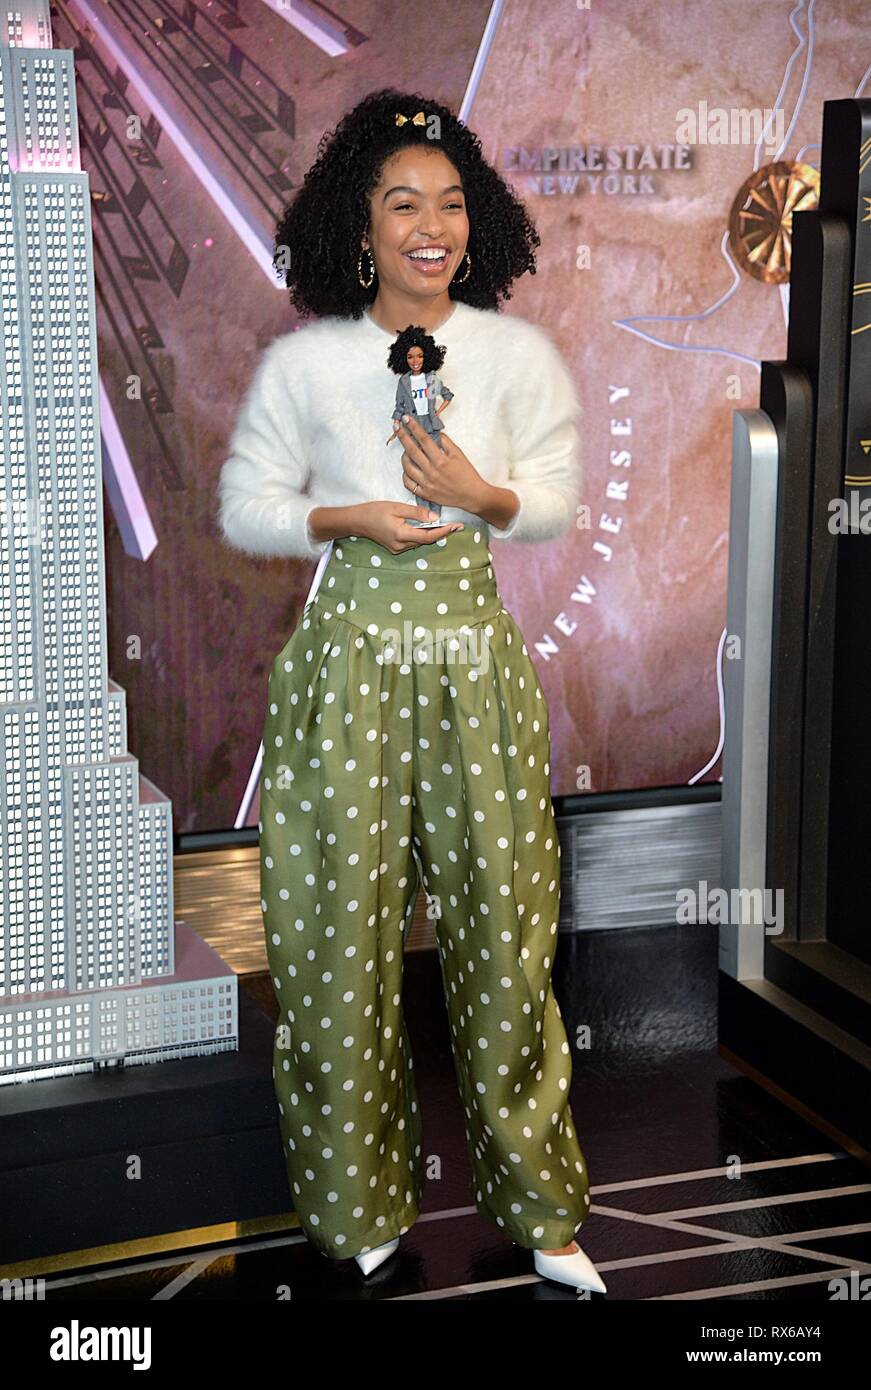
{"left": 407, "top": 249, "right": 447, "bottom": 260}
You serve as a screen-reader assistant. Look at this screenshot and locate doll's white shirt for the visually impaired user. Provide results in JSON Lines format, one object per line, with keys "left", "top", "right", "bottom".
{"left": 409, "top": 372, "right": 429, "bottom": 414}
{"left": 218, "top": 299, "right": 583, "bottom": 559}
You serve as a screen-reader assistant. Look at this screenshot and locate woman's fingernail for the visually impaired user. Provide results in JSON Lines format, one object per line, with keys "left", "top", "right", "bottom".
{"left": 402, "top": 413, "right": 410, "bottom": 422}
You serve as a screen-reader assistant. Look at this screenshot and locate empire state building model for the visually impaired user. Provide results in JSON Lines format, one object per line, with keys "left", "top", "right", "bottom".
{"left": 0, "top": 2, "right": 238, "bottom": 1082}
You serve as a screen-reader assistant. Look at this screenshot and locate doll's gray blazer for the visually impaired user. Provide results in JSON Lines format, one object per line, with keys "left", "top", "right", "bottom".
{"left": 392, "top": 371, "right": 454, "bottom": 431}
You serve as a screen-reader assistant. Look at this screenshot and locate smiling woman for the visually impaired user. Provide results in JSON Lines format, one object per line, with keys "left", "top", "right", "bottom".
{"left": 217, "top": 87, "right": 601, "bottom": 1295}
{"left": 271, "top": 86, "right": 538, "bottom": 322}
{"left": 263, "top": 88, "right": 564, "bottom": 555}
{"left": 357, "top": 140, "right": 472, "bottom": 340}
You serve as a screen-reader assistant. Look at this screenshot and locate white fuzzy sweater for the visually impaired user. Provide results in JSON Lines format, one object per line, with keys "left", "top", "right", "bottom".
{"left": 218, "top": 300, "right": 582, "bottom": 559}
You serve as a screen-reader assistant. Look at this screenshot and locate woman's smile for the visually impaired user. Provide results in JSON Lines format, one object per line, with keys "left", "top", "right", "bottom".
{"left": 403, "top": 244, "right": 451, "bottom": 275}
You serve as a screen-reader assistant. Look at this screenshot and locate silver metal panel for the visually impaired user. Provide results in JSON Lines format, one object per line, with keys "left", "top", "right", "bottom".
{"left": 560, "top": 801, "right": 721, "bottom": 932}
{"left": 720, "top": 408, "right": 780, "bottom": 981}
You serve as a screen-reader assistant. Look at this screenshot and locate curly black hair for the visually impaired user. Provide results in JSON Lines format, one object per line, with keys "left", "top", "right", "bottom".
{"left": 386, "top": 324, "right": 446, "bottom": 375}
{"left": 273, "top": 87, "right": 540, "bottom": 319}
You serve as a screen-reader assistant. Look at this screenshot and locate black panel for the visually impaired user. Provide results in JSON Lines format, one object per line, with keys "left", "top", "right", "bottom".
{"left": 818, "top": 102, "right": 871, "bottom": 965}
{"left": 719, "top": 971, "right": 871, "bottom": 1153}
{"left": 727, "top": 100, "right": 871, "bottom": 1155}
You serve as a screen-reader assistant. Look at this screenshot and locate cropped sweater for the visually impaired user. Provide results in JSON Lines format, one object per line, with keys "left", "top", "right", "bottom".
{"left": 217, "top": 299, "right": 582, "bottom": 559}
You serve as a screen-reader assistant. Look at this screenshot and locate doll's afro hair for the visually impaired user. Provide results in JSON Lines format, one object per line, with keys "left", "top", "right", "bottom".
{"left": 386, "top": 324, "right": 446, "bottom": 375}
{"left": 272, "top": 87, "right": 540, "bottom": 319}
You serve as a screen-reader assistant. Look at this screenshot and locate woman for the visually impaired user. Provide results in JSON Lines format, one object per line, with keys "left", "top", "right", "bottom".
{"left": 218, "top": 88, "right": 605, "bottom": 1295}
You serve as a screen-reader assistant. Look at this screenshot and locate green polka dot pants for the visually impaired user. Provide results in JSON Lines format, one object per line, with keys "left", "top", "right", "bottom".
{"left": 259, "top": 527, "right": 591, "bottom": 1260}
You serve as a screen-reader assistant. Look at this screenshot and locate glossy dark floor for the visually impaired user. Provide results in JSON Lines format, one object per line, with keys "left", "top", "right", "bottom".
{"left": 39, "top": 924, "right": 871, "bottom": 1300}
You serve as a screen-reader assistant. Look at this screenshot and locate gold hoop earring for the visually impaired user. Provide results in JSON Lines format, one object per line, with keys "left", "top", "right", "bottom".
{"left": 357, "top": 247, "right": 376, "bottom": 288}
{"left": 451, "top": 250, "right": 472, "bottom": 284}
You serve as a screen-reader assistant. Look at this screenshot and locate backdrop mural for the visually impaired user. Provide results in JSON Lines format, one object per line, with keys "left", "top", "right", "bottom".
{"left": 70, "top": 0, "right": 867, "bottom": 829}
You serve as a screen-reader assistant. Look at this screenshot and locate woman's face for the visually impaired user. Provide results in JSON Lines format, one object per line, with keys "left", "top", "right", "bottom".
{"left": 363, "top": 146, "right": 469, "bottom": 298}
{"left": 406, "top": 346, "right": 425, "bottom": 372}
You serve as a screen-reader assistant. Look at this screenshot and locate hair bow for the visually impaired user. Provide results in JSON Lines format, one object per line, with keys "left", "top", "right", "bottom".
{"left": 395, "top": 111, "right": 426, "bottom": 127}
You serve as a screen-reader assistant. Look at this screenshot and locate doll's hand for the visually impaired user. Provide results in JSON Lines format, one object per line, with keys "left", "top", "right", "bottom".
{"left": 395, "top": 413, "right": 487, "bottom": 513}
{"left": 354, "top": 500, "right": 464, "bottom": 554}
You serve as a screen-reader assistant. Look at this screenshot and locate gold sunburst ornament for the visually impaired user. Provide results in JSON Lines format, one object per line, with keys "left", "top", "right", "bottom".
{"left": 728, "top": 161, "right": 820, "bottom": 283}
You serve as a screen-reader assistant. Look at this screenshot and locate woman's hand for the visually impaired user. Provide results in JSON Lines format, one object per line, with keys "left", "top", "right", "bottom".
{"left": 354, "top": 500, "right": 463, "bottom": 554}
{"left": 395, "top": 413, "right": 486, "bottom": 513}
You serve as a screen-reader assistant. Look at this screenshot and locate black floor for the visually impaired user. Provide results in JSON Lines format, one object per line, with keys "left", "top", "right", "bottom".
{"left": 27, "top": 924, "right": 871, "bottom": 1300}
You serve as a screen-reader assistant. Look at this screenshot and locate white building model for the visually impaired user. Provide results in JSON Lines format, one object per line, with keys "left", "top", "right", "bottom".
{"left": 0, "top": 2, "right": 238, "bottom": 1083}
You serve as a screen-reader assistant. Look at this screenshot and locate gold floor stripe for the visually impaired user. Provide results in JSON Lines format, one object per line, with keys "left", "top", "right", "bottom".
{"left": 0, "top": 1210, "right": 302, "bottom": 1282}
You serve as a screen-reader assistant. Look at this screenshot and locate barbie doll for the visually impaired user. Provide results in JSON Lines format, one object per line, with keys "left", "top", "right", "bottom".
{"left": 385, "top": 324, "right": 453, "bottom": 526}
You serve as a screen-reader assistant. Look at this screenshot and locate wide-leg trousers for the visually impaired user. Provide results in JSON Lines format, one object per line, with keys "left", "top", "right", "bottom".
{"left": 258, "top": 526, "right": 591, "bottom": 1260}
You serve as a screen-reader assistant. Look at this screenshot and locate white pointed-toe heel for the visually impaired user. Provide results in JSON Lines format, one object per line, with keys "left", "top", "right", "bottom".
{"left": 354, "top": 1237, "right": 400, "bottom": 1276}
{"left": 533, "top": 1242, "right": 607, "bottom": 1294}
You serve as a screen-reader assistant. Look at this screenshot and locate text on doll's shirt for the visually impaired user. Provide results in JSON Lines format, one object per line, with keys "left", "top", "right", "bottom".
{"left": 409, "top": 372, "right": 429, "bottom": 414}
